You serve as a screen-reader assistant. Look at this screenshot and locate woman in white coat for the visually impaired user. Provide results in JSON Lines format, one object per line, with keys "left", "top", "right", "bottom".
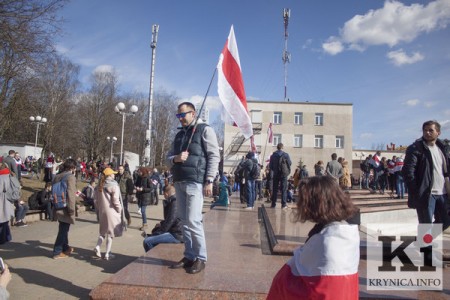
{"left": 93, "top": 167, "right": 123, "bottom": 260}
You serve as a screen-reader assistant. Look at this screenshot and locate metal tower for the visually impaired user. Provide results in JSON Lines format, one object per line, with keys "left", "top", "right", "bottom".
{"left": 145, "top": 24, "right": 159, "bottom": 166}
{"left": 282, "top": 8, "right": 291, "bottom": 101}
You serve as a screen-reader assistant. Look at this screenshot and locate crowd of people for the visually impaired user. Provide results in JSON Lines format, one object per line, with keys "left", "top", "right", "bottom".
{"left": 360, "top": 151, "right": 406, "bottom": 198}
{"left": 0, "top": 117, "right": 448, "bottom": 298}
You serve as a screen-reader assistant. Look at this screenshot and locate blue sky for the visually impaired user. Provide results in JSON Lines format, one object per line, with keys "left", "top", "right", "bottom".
{"left": 57, "top": 0, "right": 450, "bottom": 149}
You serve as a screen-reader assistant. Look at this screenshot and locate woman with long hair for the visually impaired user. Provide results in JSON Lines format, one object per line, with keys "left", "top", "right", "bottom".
{"left": 268, "top": 176, "right": 360, "bottom": 300}
{"left": 93, "top": 167, "right": 123, "bottom": 260}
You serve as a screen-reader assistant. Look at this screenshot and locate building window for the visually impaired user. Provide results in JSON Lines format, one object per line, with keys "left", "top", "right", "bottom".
{"left": 251, "top": 110, "right": 262, "bottom": 123}
{"left": 335, "top": 136, "right": 344, "bottom": 148}
{"left": 294, "top": 134, "right": 303, "bottom": 148}
{"left": 294, "top": 112, "right": 303, "bottom": 125}
{"left": 273, "top": 112, "right": 282, "bottom": 124}
{"left": 315, "top": 113, "right": 324, "bottom": 126}
{"left": 273, "top": 134, "right": 282, "bottom": 146}
{"left": 314, "top": 135, "right": 323, "bottom": 148}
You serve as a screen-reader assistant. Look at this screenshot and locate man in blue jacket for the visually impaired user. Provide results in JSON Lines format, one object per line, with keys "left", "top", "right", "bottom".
{"left": 269, "top": 143, "right": 292, "bottom": 209}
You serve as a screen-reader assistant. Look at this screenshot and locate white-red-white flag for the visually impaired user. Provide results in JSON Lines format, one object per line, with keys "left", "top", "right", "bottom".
{"left": 217, "top": 25, "right": 253, "bottom": 139}
{"left": 267, "top": 223, "right": 360, "bottom": 300}
{"left": 268, "top": 122, "right": 273, "bottom": 144}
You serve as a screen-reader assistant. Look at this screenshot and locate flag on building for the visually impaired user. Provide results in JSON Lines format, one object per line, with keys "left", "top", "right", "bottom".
{"left": 217, "top": 25, "right": 253, "bottom": 139}
{"left": 268, "top": 122, "right": 273, "bottom": 144}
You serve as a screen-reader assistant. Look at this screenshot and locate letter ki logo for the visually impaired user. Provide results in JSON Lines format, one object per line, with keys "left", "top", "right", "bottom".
{"left": 366, "top": 223, "right": 443, "bottom": 291}
{"left": 378, "top": 235, "right": 435, "bottom": 272}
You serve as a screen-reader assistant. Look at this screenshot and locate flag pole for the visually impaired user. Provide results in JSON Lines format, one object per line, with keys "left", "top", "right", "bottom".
{"left": 262, "top": 127, "right": 269, "bottom": 167}
{"left": 184, "top": 67, "right": 218, "bottom": 152}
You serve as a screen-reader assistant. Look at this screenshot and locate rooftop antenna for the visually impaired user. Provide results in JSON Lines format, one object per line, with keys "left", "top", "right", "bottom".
{"left": 145, "top": 24, "right": 159, "bottom": 167}
{"left": 282, "top": 8, "right": 291, "bottom": 102}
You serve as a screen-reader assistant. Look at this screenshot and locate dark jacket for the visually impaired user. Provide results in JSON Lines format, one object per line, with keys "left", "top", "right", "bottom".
{"left": 151, "top": 195, "right": 183, "bottom": 241}
{"left": 171, "top": 123, "right": 208, "bottom": 183}
{"left": 136, "top": 175, "right": 154, "bottom": 206}
{"left": 241, "top": 159, "right": 254, "bottom": 180}
{"left": 115, "top": 172, "right": 134, "bottom": 195}
{"left": 402, "top": 138, "right": 450, "bottom": 209}
{"left": 269, "top": 150, "right": 292, "bottom": 178}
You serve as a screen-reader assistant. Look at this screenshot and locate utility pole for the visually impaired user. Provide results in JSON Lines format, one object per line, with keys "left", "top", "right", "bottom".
{"left": 145, "top": 24, "right": 159, "bottom": 166}
{"left": 282, "top": 8, "right": 291, "bottom": 102}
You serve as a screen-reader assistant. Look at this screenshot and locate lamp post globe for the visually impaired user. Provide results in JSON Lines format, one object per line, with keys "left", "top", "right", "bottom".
{"left": 116, "top": 103, "right": 138, "bottom": 165}
{"left": 30, "top": 115, "right": 47, "bottom": 161}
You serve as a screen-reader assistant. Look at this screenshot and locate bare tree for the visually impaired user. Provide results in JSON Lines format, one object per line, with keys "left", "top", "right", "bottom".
{"left": 79, "top": 69, "right": 119, "bottom": 161}
{"left": 35, "top": 56, "right": 79, "bottom": 157}
{"left": 0, "top": 0, "right": 67, "bottom": 139}
{"left": 150, "top": 90, "right": 179, "bottom": 168}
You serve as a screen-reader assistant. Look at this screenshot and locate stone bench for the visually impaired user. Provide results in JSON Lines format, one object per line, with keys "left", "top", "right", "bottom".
{"left": 89, "top": 201, "right": 288, "bottom": 299}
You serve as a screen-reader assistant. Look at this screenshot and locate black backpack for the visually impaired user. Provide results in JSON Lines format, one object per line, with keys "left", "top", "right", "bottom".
{"left": 28, "top": 191, "right": 40, "bottom": 210}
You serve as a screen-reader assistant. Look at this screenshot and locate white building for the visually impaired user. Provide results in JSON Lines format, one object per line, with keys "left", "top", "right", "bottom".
{"left": 223, "top": 100, "right": 353, "bottom": 175}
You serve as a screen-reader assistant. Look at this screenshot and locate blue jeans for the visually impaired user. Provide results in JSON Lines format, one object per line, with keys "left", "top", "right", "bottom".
{"left": 53, "top": 221, "right": 71, "bottom": 255}
{"left": 416, "top": 194, "right": 450, "bottom": 230}
{"left": 396, "top": 173, "right": 405, "bottom": 198}
{"left": 143, "top": 232, "right": 181, "bottom": 252}
{"left": 246, "top": 179, "right": 255, "bottom": 208}
{"left": 174, "top": 181, "right": 207, "bottom": 261}
{"left": 14, "top": 202, "right": 29, "bottom": 221}
{"left": 362, "top": 172, "right": 370, "bottom": 189}
{"left": 141, "top": 205, "right": 148, "bottom": 224}
{"left": 271, "top": 176, "right": 288, "bottom": 207}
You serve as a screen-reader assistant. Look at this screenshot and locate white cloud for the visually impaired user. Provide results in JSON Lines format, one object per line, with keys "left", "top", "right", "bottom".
{"left": 441, "top": 119, "right": 450, "bottom": 131}
{"left": 178, "top": 95, "right": 223, "bottom": 111}
{"left": 444, "top": 109, "right": 450, "bottom": 116}
{"left": 322, "top": 0, "right": 450, "bottom": 55}
{"left": 93, "top": 65, "right": 115, "bottom": 74}
{"left": 405, "top": 98, "right": 420, "bottom": 106}
{"left": 322, "top": 39, "right": 344, "bottom": 55}
{"left": 387, "top": 49, "right": 424, "bottom": 66}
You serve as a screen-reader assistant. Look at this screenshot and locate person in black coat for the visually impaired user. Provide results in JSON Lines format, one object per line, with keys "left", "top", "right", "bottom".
{"left": 135, "top": 167, "right": 154, "bottom": 231}
{"left": 142, "top": 185, "right": 183, "bottom": 251}
{"left": 38, "top": 182, "right": 54, "bottom": 221}
{"left": 402, "top": 120, "right": 450, "bottom": 229}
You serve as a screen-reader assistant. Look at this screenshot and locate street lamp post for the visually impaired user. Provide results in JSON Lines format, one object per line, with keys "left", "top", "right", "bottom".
{"left": 29, "top": 116, "right": 47, "bottom": 160}
{"left": 107, "top": 136, "right": 117, "bottom": 163}
{"left": 115, "top": 102, "right": 138, "bottom": 165}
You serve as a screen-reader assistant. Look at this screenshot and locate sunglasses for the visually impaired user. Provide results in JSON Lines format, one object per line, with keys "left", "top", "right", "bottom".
{"left": 176, "top": 111, "right": 193, "bottom": 118}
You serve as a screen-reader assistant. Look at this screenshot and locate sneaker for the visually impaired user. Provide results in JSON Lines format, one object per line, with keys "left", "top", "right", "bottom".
{"left": 16, "top": 221, "right": 28, "bottom": 227}
{"left": 127, "top": 216, "right": 132, "bottom": 226}
{"left": 93, "top": 247, "right": 101, "bottom": 259}
{"left": 63, "top": 247, "right": 74, "bottom": 256}
{"left": 53, "top": 252, "right": 68, "bottom": 259}
{"left": 244, "top": 207, "right": 253, "bottom": 210}
{"left": 140, "top": 224, "right": 148, "bottom": 231}
{"left": 104, "top": 254, "right": 115, "bottom": 261}
{"left": 137, "top": 208, "right": 142, "bottom": 215}
{"left": 282, "top": 206, "right": 290, "bottom": 210}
